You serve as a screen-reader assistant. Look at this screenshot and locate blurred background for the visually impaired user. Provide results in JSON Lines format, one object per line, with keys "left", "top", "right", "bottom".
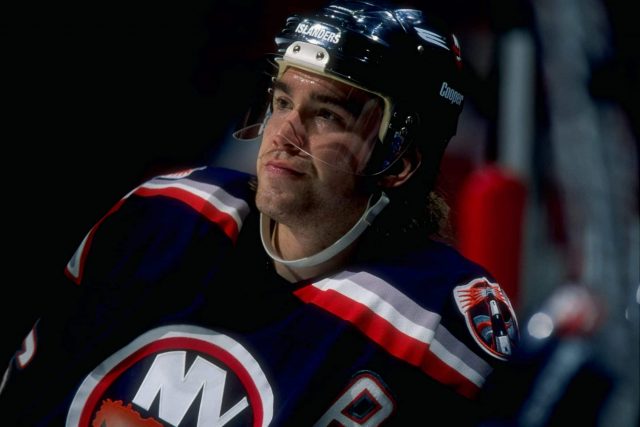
{"left": 2, "top": 0, "right": 638, "bottom": 425}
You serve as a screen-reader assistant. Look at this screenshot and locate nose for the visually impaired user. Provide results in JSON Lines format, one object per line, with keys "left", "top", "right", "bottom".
{"left": 271, "top": 110, "right": 306, "bottom": 151}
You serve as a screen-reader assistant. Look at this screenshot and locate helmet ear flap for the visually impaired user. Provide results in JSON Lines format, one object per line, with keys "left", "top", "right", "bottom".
{"left": 364, "top": 108, "right": 419, "bottom": 175}
{"left": 248, "top": 0, "right": 464, "bottom": 176}
{"left": 377, "top": 145, "right": 422, "bottom": 189}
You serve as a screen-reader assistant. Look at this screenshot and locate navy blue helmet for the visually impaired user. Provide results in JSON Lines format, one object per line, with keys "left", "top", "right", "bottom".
{"left": 236, "top": 0, "right": 464, "bottom": 176}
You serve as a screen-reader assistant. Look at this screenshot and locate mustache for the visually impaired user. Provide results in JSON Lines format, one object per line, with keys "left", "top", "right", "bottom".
{"left": 257, "top": 148, "right": 314, "bottom": 175}
{"left": 258, "top": 147, "right": 311, "bottom": 161}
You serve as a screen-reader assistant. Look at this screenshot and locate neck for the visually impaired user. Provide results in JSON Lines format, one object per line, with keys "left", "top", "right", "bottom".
{"left": 272, "top": 219, "right": 336, "bottom": 261}
{"left": 271, "top": 221, "right": 357, "bottom": 282}
{"left": 260, "top": 192, "right": 390, "bottom": 282}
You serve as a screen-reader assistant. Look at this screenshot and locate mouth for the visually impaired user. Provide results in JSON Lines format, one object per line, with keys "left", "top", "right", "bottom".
{"left": 263, "top": 159, "right": 306, "bottom": 177}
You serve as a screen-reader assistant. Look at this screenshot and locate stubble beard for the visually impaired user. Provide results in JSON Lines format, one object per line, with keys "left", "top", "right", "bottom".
{"left": 255, "top": 176, "right": 370, "bottom": 250}
{"left": 255, "top": 179, "right": 312, "bottom": 228}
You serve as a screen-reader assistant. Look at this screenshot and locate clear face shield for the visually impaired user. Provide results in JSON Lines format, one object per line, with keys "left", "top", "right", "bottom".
{"left": 232, "top": 43, "right": 400, "bottom": 176}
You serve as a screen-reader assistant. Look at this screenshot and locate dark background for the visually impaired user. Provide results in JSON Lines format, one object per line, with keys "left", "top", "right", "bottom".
{"left": 1, "top": 0, "right": 495, "bottom": 334}
{"left": 3, "top": 1, "right": 329, "bottom": 326}
{"left": 2, "top": 0, "right": 637, "bottom": 387}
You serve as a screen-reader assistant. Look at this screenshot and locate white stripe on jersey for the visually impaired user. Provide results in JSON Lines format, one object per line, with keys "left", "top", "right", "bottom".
{"left": 142, "top": 178, "right": 249, "bottom": 231}
{"left": 312, "top": 271, "right": 491, "bottom": 387}
{"left": 66, "top": 173, "right": 249, "bottom": 283}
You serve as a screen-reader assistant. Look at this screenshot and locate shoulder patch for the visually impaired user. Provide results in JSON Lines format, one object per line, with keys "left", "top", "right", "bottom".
{"left": 454, "top": 278, "right": 519, "bottom": 361}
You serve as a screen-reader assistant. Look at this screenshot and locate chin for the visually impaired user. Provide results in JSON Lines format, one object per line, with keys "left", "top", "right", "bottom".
{"left": 256, "top": 188, "right": 293, "bottom": 220}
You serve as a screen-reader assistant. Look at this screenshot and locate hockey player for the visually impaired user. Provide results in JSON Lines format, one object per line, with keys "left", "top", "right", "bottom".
{"left": 0, "top": 1, "right": 519, "bottom": 425}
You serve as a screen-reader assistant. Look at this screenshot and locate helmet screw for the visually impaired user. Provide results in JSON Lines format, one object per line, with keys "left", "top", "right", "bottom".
{"left": 316, "top": 52, "right": 325, "bottom": 61}
{"left": 293, "top": 44, "right": 301, "bottom": 53}
{"left": 405, "top": 116, "right": 414, "bottom": 125}
{"left": 400, "top": 127, "right": 408, "bottom": 136}
{"left": 417, "top": 45, "right": 424, "bottom": 53}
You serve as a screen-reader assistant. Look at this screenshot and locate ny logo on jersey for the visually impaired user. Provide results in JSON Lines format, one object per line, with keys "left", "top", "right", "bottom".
{"left": 131, "top": 351, "right": 249, "bottom": 425}
{"left": 66, "top": 325, "right": 274, "bottom": 427}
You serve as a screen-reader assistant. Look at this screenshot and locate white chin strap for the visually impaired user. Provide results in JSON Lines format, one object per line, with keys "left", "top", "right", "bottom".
{"left": 260, "top": 192, "right": 390, "bottom": 269}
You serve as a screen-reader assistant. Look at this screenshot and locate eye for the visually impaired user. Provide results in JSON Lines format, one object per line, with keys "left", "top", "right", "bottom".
{"left": 272, "top": 95, "right": 292, "bottom": 112}
{"left": 317, "top": 108, "right": 347, "bottom": 128}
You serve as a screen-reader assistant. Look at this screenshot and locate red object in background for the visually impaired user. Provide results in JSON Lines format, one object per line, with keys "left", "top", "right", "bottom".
{"left": 456, "top": 164, "right": 527, "bottom": 309}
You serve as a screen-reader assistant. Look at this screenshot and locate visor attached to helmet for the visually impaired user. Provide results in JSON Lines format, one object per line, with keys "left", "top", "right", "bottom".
{"left": 234, "top": 39, "right": 397, "bottom": 176}
{"left": 233, "top": 2, "right": 464, "bottom": 177}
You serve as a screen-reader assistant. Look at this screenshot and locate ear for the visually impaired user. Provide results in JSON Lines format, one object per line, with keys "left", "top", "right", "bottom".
{"left": 378, "top": 147, "right": 422, "bottom": 188}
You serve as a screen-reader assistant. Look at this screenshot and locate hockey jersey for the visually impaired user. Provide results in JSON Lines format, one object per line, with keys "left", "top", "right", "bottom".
{"left": 0, "top": 166, "right": 519, "bottom": 426}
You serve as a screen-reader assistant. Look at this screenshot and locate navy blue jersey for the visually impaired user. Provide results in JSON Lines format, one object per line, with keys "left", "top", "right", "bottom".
{"left": 0, "top": 166, "right": 519, "bottom": 426}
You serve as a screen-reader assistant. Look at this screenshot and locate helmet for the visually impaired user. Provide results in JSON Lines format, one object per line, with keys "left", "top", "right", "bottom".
{"left": 234, "top": 0, "right": 464, "bottom": 176}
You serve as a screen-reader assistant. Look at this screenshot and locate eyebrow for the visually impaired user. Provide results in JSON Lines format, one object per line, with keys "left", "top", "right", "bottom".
{"left": 272, "top": 79, "right": 366, "bottom": 118}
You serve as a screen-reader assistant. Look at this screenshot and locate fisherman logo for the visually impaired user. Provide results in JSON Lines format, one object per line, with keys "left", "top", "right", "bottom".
{"left": 454, "top": 278, "right": 519, "bottom": 361}
{"left": 66, "top": 325, "right": 273, "bottom": 427}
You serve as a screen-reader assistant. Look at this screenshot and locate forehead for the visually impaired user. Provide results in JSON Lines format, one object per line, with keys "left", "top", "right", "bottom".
{"left": 277, "top": 66, "right": 375, "bottom": 104}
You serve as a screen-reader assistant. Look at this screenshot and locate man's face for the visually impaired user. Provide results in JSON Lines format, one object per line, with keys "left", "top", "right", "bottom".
{"left": 255, "top": 67, "right": 383, "bottom": 229}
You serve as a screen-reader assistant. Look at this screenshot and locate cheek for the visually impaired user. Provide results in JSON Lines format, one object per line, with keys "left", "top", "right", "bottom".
{"left": 262, "top": 117, "right": 276, "bottom": 139}
{"left": 314, "top": 165, "right": 360, "bottom": 195}
{"left": 256, "top": 117, "right": 286, "bottom": 159}
{"left": 311, "top": 135, "right": 374, "bottom": 173}
{"left": 257, "top": 139, "right": 268, "bottom": 159}
{"left": 256, "top": 125, "right": 275, "bottom": 160}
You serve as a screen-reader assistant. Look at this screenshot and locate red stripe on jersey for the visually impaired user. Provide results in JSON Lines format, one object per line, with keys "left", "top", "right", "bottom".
{"left": 64, "top": 198, "right": 127, "bottom": 285}
{"left": 294, "top": 285, "right": 481, "bottom": 398}
{"left": 65, "top": 182, "right": 240, "bottom": 285}
{"left": 134, "top": 186, "right": 240, "bottom": 242}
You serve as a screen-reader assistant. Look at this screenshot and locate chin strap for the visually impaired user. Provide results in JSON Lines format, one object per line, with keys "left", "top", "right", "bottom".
{"left": 260, "top": 192, "right": 390, "bottom": 269}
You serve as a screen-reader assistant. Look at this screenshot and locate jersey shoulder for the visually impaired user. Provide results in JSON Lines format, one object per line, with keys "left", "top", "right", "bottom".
{"left": 64, "top": 166, "right": 256, "bottom": 285}
{"left": 295, "top": 239, "right": 519, "bottom": 398}
{"left": 382, "top": 239, "right": 520, "bottom": 362}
